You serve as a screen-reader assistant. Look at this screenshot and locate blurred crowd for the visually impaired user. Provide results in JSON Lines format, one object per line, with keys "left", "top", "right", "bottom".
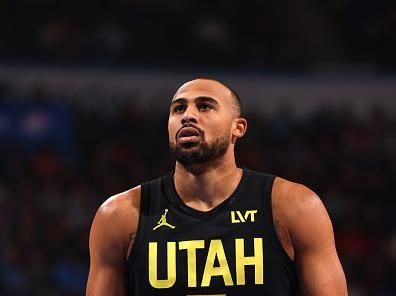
{"left": 0, "top": 0, "right": 395, "bottom": 70}
{"left": 0, "top": 82, "right": 395, "bottom": 295}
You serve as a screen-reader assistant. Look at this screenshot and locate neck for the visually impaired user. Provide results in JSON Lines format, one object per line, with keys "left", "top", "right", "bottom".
{"left": 173, "top": 152, "right": 243, "bottom": 211}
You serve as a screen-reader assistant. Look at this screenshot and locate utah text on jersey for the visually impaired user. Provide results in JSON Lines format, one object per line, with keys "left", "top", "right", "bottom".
{"left": 148, "top": 238, "right": 264, "bottom": 289}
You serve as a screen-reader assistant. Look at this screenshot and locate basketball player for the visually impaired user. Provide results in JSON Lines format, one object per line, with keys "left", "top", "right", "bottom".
{"left": 86, "top": 78, "right": 348, "bottom": 295}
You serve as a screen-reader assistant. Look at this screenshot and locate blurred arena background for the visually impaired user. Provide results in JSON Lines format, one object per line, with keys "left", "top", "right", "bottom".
{"left": 0, "top": 0, "right": 396, "bottom": 295}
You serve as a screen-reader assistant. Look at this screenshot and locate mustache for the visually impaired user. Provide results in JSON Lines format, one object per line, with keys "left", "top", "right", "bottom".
{"left": 176, "top": 124, "right": 204, "bottom": 138}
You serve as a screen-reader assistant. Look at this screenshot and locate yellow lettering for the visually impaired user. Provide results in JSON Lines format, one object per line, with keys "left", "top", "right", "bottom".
{"left": 236, "top": 211, "right": 245, "bottom": 222}
{"left": 244, "top": 211, "right": 251, "bottom": 221}
{"left": 231, "top": 211, "right": 240, "bottom": 223}
{"left": 148, "top": 242, "right": 176, "bottom": 288}
{"left": 251, "top": 210, "right": 257, "bottom": 222}
{"left": 232, "top": 210, "right": 258, "bottom": 223}
{"left": 235, "top": 238, "right": 264, "bottom": 285}
{"left": 244, "top": 210, "right": 258, "bottom": 222}
{"left": 201, "top": 240, "right": 234, "bottom": 287}
{"left": 179, "top": 240, "right": 205, "bottom": 287}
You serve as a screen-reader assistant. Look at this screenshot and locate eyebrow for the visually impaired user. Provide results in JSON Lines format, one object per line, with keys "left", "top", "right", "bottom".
{"left": 170, "top": 96, "right": 219, "bottom": 107}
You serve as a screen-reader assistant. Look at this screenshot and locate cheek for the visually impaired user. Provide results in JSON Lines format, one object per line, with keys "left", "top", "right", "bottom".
{"left": 206, "top": 119, "right": 233, "bottom": 139}
{"left": 168, "top": 119, "right": 177, "bottom": 140}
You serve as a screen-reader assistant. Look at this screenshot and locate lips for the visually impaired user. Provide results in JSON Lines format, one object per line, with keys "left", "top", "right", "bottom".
{"left": 177, "top": 127, "right": 201, "bottom": 144}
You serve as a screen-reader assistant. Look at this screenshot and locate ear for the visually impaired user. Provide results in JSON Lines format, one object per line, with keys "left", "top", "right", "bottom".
{"left": 232, "top": 117, "right": 247, "bottom": 141}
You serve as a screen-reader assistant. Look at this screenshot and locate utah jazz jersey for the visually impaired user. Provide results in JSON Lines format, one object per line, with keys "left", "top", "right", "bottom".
{"left": 127, "top": 168, "right": 297, "bottom": 295}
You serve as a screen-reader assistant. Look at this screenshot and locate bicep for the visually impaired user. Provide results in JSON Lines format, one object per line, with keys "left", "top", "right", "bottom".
{"left": 295, "top": 237, "right": 347, "bottom": 295}
{"left": 86, "top": 206, "right": 128, "bottom": 296}
{"left": 87, "top": 264, "right": 127, "bottom": 296}
{"left": 288, "top": 187, "right": 348, "bottom": 295}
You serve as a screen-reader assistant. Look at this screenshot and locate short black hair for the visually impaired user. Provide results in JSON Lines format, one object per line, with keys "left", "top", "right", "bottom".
{"left": 193, "top": 77, "right": 242, "bottom": 116}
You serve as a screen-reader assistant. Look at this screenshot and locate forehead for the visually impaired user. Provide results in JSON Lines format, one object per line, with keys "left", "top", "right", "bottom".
{"left": 172, "top": 80, "right": 232, "bottom": 104}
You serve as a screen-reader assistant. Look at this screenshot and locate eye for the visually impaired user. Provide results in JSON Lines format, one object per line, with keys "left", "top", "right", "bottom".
{"left": 199, "top": 103, "right": 213, "bottom": 111}
{"left": 173, "top": 104, "right": 185, "bottom": 113}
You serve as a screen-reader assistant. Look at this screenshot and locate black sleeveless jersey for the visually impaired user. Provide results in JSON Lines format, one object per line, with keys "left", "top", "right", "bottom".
{"left": 127, "top": 168, "right": 297, "bottom": 295}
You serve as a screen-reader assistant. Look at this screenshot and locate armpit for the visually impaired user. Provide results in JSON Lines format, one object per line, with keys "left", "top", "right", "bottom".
{"left": 273, "top": 216, "right": 295, "bottom": 261}
{"left": 272, "top": 177, "right": 296, "bottom": 261}
{"left": 126, "top": 233, "right": 136, "bottom": 260}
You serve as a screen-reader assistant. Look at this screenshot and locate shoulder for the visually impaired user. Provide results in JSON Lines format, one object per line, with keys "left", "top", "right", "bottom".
{"left": 97, "top": 173, "right": 167, "bottom": 218}
{"left": 95, "top": 185, "right": 141, "bottom": 235}
{"left": 271, "top": 177, "right": 333, "bottom": 256}
{"left": 271, "top": 177, "right": 347, "bottom": 294}
{"left": 98, "top": 185, "right": 141, "bottom": 220}
{"left": 272, "top": 177, "right": 324, "bottom": 216}
{"left": 90, "top": 186, "right": 142, "bottom": 258}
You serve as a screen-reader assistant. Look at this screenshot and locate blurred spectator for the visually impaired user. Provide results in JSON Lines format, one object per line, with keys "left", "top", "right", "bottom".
{"left": 0, "top": 0, "right": 394, "bottom": 71}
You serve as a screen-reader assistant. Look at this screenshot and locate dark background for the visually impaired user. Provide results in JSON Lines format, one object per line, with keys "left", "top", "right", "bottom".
{"left": 0, "top": 0, "right": 395, "bottom": 295}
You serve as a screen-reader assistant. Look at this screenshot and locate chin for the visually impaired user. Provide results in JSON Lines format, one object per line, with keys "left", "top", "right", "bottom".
{"left": 178, "top": 142, "right": 201, "bottom": 150}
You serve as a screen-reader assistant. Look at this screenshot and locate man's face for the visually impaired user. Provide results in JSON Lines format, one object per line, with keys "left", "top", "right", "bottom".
{"left": 168, "top": 79, "right": 238, "bottom": 166}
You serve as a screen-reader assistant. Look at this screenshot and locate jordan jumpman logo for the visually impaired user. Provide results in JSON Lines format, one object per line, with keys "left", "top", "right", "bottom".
{"left": 153, "top": 209, "right": 176, "bottom": 230}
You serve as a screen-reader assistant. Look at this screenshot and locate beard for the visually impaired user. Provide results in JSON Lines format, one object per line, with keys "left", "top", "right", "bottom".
{"left": 169, "top": 134, "right": 230, "bottom": 166}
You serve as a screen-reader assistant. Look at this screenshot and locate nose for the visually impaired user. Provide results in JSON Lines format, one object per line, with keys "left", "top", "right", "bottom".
{"left": 181, "top": 105, "right": 198, "bottom": 125}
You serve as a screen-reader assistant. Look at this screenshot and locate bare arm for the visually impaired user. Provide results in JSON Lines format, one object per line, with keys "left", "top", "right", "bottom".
{"left": 86, "top": 187, "right": 140, "bottom": 296}
{"left": 274, "top": 178, "right": 348, "bottom": 296}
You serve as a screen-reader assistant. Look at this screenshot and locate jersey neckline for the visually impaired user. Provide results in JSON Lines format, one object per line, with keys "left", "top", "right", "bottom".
{"left": 163, "top": 167, "right": 249, "bottom": 220}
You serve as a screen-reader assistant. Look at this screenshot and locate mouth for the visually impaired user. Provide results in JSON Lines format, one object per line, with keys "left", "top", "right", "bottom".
{"left": 177, "top": 127, "right": 201, "bottom": 144}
